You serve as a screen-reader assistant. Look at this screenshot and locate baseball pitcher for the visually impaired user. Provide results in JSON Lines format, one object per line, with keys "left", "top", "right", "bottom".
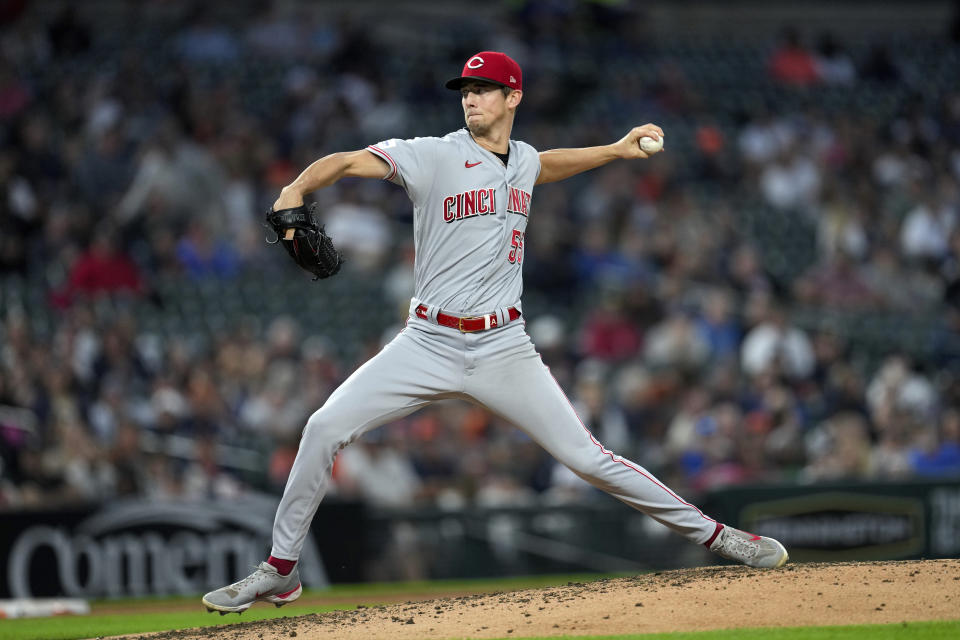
{"left": 203, "top": 51, "right": 788, "bottom": 614}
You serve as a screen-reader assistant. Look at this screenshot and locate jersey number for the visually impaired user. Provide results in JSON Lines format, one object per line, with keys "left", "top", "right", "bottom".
{"left": 508, "top": 230, "right": 525, "bottom": 265}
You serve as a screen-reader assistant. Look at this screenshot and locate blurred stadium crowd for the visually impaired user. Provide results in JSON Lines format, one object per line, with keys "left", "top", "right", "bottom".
{"left": 2, "top": 1, "right": 960, "bottom": 512}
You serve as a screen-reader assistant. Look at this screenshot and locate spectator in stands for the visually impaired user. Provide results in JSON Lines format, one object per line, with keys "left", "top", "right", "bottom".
{"left": 664, "top": 387, "right": 713, "bottom": 468}
{"left": 48, "top": 420, "right": 116, "bottom": 503}
{"left": 333, "top": 427, "right": 422, "bottom": 507}
{"left": 725, "top": 243, "right": 773, "bottom": 299}
{"left": 53, "top": 226, "right": 145, "bottom": 306}
{"left": 900, "top": 181, "right": 957, "bottom": 262}
{"left": 793, "top": 249, "right": 881, "bottom": 309}
{"left": 321, "top": 184, "right": 392, "bottom": 272}
{"left": 759, "top": 143, "right": 822, "bottom": 214}
{"left": 817, "top": 192, "right": 869, "bottom": 262}
{"left": 573, "top": 222, "right": 638, "bottom": 287}
{"left": 908, "top": 409, "right": 960, "bottom": 477}
{"left": 90, "top": 318, "right": 152, "bottom": 395}
{"left": 738, "top": 108, "right": 794, "bottom": 166}
{"left": 175, "top": 220, "right": 241, "bottom": 280}
{"left": 741, "top": 302, "right": 815, "bottom": 380}
{"left": 644, "top": 310, "right": 711, "bottom": 374}
{"left": 694, "top": 288, "right": 742, "bottom": 363}
{"left": 812, "top": 32, "right": 857, "bottom": 85}
{"left": 182, "top": 367, "right": 229, "bottom": 437}
{"left": 75, "top": 117, "right": 134, "bottom": 210}
{"left": 866, "top": 355, "right": 939, "bottom": 425}
{"left": 239, "top": 360, "right": 310, "bottom": 438}
{"left": 150, "top": 379, "right": 191, "bottom": 435}
{"left": 144, "top": 454, "right": 183, "bottom": 500}
{"left": 87, "top": 375, "right": 128, "bottom": 444}
{"left": 182, "top": 435, "right": 244, "bottom": 500}
{"left": 110, "top": 421, "right": 148, "bottom": 498}
{"left": 579, "top": 287, "right": 643, "bottom": 362}
{"left": 768, "top": 27, "right": 819, "bottom": 86}
{"left": 613, "top": 364, "right": 668, "bottom": 462}
{"left": 754, "top": 381, "right": 806, "bottom": 472}
{"left": 909, "top": 407, "right": 960, "bottom": 476}
{"left": 802, "top": 412, "right": 872, "bottom": 481}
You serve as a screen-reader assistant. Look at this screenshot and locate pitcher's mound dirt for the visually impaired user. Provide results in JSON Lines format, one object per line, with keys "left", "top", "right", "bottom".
{"left": 128, "top": 559, "right": 960, "bottom": 640}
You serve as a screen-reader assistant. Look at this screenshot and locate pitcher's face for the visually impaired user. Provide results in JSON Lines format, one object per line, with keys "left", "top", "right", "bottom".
{"left": 460, "top": 81, "right": 520, "bottom": 136}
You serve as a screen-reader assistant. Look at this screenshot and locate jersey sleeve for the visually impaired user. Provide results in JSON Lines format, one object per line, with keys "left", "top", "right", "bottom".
{"left": 516, "top": 140, "right": 542, "bottom": 187}
{"left": 525, "top": 141, "right": 542, "bottom": 184}
{"left": 366, "top": 137, "right": 437, "bottom": 201}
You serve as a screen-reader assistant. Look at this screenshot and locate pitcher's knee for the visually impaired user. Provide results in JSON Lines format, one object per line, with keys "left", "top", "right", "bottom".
{"left": 558, "top": 449, "right": 610, "bottom": 480}
{"left": 301, "top": 411, "right": 353, "bottom": 454}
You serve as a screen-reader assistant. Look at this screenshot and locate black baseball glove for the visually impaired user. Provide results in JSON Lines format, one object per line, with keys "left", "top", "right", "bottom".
{"left": 264, "top": 203, "right": 344, "bottom": 280}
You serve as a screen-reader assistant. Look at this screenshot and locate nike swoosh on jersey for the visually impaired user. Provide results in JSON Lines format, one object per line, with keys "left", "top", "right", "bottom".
{"left": 465, "top": 161, "right": 482, "bottom": 168}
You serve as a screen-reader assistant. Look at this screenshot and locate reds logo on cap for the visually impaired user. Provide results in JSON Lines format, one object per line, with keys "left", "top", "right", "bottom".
{"left": 445, "top": 51, "right": 522, "bottom": 91}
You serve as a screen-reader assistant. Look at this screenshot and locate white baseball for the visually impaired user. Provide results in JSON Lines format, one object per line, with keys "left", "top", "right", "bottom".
{"left": 640, "top": 135, "right": 663, "bottom": 153}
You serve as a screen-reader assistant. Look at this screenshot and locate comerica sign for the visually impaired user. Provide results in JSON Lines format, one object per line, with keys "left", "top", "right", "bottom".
{"left": 8, "top": 526, "right": 266, "bottom": 598}
{"left": 1, "top": 497, "right": 327, "bottom": 599}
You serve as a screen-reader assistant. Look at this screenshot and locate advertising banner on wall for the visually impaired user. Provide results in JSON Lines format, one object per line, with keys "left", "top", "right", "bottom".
{"left": 704, "top": 479, "right": 960, "bottom": 562}
{"left": 6, "top": 479, "right": 957, "bottom": 596}
{"left": 0, "top": 495, "right": 328, "bottom": 599}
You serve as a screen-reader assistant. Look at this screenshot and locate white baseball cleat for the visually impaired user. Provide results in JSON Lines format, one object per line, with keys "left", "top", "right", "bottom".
{"left": 709, "top": 525, "right": 789, "bottom": 568}
{"left": 202, "top": 562, "right": 302, "bottom": 614}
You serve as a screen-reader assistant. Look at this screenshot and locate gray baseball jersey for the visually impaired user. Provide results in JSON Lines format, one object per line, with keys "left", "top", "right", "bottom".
{"left": 268, "top": 129, "right": 720, "bottom": 566}
{"left": 367, "top": 129, "right": 536, "bottom": 314}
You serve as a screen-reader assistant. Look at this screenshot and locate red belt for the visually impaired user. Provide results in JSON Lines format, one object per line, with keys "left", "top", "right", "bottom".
{"left": 415, "top": 304, "right": 520, "bottom": 332}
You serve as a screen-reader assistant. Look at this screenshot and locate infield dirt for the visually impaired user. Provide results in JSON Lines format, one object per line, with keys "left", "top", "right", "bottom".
{"left": 107, "top": 559, "right": 960, "bottom": 640}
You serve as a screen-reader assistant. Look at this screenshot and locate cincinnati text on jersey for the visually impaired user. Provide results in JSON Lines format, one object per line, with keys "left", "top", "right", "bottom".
{"left": 442, "top": 185, "right": 532, "bottom": 223}
{"left": 506, "top": 185, "right": 532, "bottom": 217}
{"left": 442, "top": 188, "right": 497, "bottom": 223}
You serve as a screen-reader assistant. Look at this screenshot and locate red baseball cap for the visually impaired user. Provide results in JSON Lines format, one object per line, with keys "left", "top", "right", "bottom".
{"left": 445, "top": 51, "right": 522, "bottom": 91}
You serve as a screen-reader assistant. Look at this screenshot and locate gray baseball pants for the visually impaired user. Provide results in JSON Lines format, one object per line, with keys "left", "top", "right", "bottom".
{"left": 271, "top": 314, "right": 718, "bottom": 561}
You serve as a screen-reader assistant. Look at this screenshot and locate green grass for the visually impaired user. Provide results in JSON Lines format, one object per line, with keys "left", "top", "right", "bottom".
{"left": 0, "top": 604, "right": 342, "bottom": 640}
{"left": 0, "top": 573, "right": 619, "bottom": 640}
{"left": 494, "top": 620, "right": 960, "bottom": 639}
